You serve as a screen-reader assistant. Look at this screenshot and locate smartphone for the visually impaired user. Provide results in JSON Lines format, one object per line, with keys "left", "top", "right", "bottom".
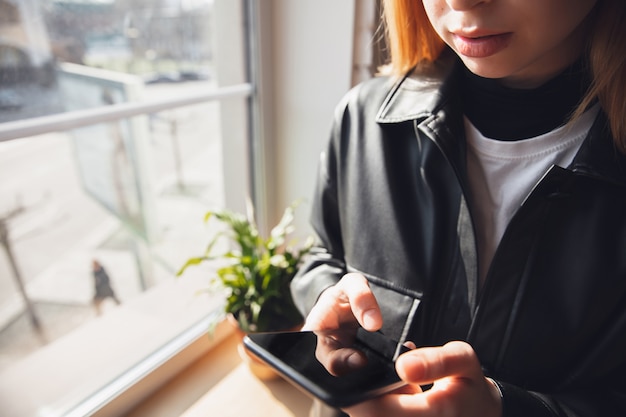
{"left": 243, "top": 327, "right": 409, "bottom": 408}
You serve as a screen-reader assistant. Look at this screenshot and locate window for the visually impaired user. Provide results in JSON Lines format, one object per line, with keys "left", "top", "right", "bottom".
{"left": 0, "top": 0, "right": 253, "bottom": 415}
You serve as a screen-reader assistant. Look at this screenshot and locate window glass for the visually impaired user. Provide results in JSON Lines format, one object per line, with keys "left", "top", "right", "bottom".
{"left": 0, "top": 0, "right": 241, "bottom": 415}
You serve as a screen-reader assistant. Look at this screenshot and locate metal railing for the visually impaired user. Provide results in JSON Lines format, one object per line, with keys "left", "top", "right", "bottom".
{"left": 0, "top": 83, "right": 254, "bottom": 142}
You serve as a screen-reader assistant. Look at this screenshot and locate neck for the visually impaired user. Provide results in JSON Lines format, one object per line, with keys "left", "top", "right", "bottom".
{"left": 460, "top": 59, "right": 591, "bottom": 141}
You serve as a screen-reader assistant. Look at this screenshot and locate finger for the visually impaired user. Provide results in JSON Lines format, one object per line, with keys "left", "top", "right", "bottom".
{"left": 314, "top": 331, "right": 368, "bottom": 376}
{"left": 302, "top": 286, "right": 347, "bottom": 331}
{"left": 396, "top": 341, "right": 482, "bottom": 385}
{"left": 337, "top": 273, "right": 383, "bottom": 331}
{"left": 320, "top": 346, "right": 368, "bottom": 376}
{"left": 344, "top": 391, "right": 431, "bottom": 417}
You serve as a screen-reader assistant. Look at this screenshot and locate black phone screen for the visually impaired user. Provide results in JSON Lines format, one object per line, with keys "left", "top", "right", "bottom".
{"left": 243, "top": 328, "right": 409, "bottom": 408}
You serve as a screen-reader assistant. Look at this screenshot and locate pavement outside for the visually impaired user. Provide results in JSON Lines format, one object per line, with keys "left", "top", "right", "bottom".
{"left": 0, "top": 78, "right": 230, "bottom": 415}
{"left": 0, "top": 301, "right": 96, "bottom": 372}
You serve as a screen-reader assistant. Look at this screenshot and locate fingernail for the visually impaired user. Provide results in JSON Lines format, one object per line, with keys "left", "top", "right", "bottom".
{"left": 403, "top": 341, "right": 417, "bottom": 350}
{"left": 363, "top": 309, "right": 379, "bottom": 329}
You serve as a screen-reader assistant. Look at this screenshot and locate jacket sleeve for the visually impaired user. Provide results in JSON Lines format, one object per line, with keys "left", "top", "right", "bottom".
{"left": 492, "top": 379, "right": 626, "bottom": 417}
{"left": 490, "top": 328, "right": 626, "bottom": 417}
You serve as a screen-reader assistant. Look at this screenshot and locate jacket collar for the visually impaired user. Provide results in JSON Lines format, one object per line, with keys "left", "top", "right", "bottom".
{"left": 375, "top": 53, "right": 458, "bottom": 124}
{"left": 375, "top": 56, "right": 626, "bottom": 188}
{"left": 570, "top": 113, "right": 626, "bottom": 187}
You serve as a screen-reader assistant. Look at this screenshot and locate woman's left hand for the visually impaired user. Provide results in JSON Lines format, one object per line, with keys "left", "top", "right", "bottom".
{"left": 344, "top": 341, "right": 502, "bottom": 417}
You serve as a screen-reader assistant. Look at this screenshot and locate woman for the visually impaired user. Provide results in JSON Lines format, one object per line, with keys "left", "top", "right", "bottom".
{"left": 292, "top": 0, "right": 626, "bottom": 416}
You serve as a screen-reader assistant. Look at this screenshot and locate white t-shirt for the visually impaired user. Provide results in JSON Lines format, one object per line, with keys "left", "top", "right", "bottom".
{"left": 465, "top": 105, "right": 599, "bottom": 284}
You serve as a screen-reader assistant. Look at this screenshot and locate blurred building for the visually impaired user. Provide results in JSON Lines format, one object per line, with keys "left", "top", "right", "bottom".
{"left": 0, "top": 0, "right": 55, "bottom": 86}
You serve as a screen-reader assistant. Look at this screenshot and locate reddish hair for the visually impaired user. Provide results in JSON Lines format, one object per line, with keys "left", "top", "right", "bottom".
{"left": 381, "top": 0, "right": 445, "bottom": 75}
{"left": 575, "top": 0, "right": 626, "bottom": 151}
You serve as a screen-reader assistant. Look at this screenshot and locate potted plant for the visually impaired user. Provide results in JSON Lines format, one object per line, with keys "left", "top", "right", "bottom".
{"left": 177, "top": 199, "right": 313, "bottom": 334}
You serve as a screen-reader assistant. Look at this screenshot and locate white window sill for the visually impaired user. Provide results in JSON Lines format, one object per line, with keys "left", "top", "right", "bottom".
{"left": 124, "top": 331, "right": 313, "bottom": 417}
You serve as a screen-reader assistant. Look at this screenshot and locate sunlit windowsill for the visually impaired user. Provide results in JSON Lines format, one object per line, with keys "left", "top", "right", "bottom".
{"left": 0, "top": 265, "right": 312, "bottom": 417}
{"left": 120, "top": 327, "right": 242, "bottom": 417}
{"left": 96, "top": 318, "right": 238, "bottom": 417}
{"left": 122, "top": 330, "right": 313, "bottom": 417}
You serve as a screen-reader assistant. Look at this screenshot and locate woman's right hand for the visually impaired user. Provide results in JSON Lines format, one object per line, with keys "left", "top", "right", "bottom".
{"left": 302, "top": 273, "right": 383, "bottom": 376}
{"left": 302, "top": 273, "right": 383, "bottom": 332}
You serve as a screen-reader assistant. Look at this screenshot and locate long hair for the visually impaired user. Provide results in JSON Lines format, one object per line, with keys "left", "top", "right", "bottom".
{"left": 382, "top": 0, "right": 626, "bottom": 152}
{"left": 381, "top": 0, "right": 445, "bottom": 74}
{"left": 575, "top": 0, "right": 626, "bottom": 151}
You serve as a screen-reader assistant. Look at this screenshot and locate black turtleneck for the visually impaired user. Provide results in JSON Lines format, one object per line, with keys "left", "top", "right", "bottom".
{"left": 460, "top": 60, "right": 591, "bottom": 141}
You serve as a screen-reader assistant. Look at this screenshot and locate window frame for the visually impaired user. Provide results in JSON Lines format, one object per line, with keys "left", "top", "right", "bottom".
{"left": 0, "top": 1, "right": 258, "bottom": 415}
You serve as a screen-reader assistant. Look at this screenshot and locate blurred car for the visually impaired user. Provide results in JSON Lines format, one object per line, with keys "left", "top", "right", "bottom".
{"left": 0, "top": 89, "right": 23, "bottom": 111}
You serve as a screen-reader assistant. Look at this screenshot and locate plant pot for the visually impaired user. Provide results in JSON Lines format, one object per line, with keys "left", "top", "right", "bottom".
{"left": 237, "top": 339, "right": 280, "bottom": 380}
{"left": 227, "top": 314, "right": 280, "bottom": 381}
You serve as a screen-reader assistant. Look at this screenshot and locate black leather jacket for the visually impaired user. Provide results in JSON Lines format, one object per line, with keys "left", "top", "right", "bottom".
{"left": 292, "top": 58, "right": 626, "bottom": 416}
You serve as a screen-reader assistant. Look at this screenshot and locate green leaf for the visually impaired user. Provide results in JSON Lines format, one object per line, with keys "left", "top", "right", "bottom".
{"left": 175, "top": 256, "right": 208, "bottom": 276}
{"left": 178, "top": 199, "right": 312, "bottom": 332}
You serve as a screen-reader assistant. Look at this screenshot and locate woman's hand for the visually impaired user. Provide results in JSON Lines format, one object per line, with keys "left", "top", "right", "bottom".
{"left": 302, "top": 274, "right": 501, "bottom": 417}
{"left": 345, "top": 341, "right": 503, "bottom": 417}
{"left": 302, "top": 273, "right": 382, "bottom": 376}
{"left": 302, "top": 273, "right": 383, "bottom": 332}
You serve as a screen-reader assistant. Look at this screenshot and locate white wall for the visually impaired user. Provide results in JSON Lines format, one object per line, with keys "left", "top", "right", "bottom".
{"left": 255, "top": 0, "right": 356, "bottom": 238}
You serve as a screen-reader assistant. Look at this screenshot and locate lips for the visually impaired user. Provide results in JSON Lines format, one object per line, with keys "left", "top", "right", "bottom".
{"left": 452, "top": 32, "right": 512, "bottom": 58}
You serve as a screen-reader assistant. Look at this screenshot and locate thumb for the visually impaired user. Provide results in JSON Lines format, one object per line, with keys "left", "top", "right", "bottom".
{"left": 396, "top": 341, "right": 482, "bottom": 385}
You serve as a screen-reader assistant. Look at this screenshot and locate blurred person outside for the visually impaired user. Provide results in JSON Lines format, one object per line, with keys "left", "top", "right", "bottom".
{"left": 92, "top": 259, "right": 120, "bottom": 315}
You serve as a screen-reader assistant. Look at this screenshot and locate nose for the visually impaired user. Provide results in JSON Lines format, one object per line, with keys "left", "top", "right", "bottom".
{"left": 446, "top": 0, "right": 489, "bottom": 11}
